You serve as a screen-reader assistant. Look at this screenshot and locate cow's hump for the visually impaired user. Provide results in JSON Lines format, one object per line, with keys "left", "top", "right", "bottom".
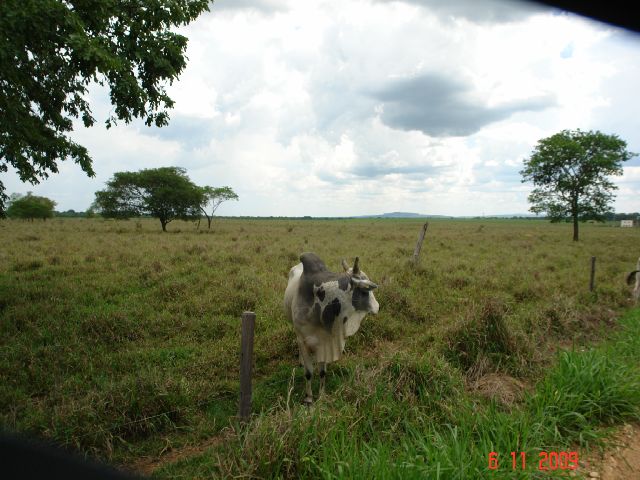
{"left": 300, "top": 252, "right": 328, "bottom": 275}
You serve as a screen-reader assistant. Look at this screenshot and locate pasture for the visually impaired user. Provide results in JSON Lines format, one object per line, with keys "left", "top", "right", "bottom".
{"left": 1, "top": 217, "right": 639, "bottom": 478}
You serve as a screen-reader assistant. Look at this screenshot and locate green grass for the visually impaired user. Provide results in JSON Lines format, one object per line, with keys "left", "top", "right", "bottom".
{"left": 0, "top": 217, "right": 639, "bottom": 477}
{"left": 160, "top": 309, "right": 640, "bottom": 479}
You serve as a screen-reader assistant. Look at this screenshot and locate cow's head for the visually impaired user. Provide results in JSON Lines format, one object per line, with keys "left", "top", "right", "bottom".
{"left": 342, "top": 257, "right": 379, "bottom": 315}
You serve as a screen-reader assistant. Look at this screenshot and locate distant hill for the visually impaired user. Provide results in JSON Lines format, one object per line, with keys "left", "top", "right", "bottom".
{"left": 353, "top": 212, "right": 453, "bottom": 219}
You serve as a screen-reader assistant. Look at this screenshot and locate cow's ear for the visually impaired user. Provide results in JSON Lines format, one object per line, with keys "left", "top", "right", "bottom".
{"left": 341, "top": 259, "right": 350, "bottom": 272}
{"left": 353, "top": 257, "right": 360, "bottom": 275}
{"left": 351, "top": 277, "right": 378, "bottom": 291}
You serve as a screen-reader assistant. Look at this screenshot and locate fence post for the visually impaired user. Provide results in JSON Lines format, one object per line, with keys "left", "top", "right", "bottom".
{"left": 412, "top": 222, "right": 429, "bottom": 265}
{"left": 239, "top": 311, "right": 256, "bottom": 421}
{"left": 589, "top": 256, "right": 596, "bottom": 292}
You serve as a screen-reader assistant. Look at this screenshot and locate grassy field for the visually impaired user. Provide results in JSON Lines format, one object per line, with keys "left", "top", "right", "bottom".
{"left": 1, "top": 217, "right": 639, "bottom": 478}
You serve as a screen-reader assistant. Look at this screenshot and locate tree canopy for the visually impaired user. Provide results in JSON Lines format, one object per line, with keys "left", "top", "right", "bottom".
{"left": 93, "top": 167, "right": 203, "bottom": 231}
{"left": 0, "top": 0, "right": 210, "bottom": 215}
{"left": 6, "top": 192, "right": 56, "bottom": 220}
{"left": 199, "top": 186, "right": 239, "bottom": 229}
{"left": 521, "top": 129, "right": 636, "bottom": 241}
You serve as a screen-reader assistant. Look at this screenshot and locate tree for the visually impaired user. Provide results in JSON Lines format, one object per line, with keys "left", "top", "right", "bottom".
{"left": 6, "top": 192, "right": 56, "bottom": 220}
{"left": 0, "top": 0, "right": 210, "bottom": 215}
{"left": 521, "top": 129, "right": 636, "bottom": 241}
{"left": 93, "top": 167, "right": 203, "bottom": 231}
{"left": 199, "top": 186, "right": 239, "bottom": 229}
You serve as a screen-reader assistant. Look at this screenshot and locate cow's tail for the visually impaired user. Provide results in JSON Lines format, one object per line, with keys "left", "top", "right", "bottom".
{"left": 627, "top": 270, "right": 639, "bottom": 286}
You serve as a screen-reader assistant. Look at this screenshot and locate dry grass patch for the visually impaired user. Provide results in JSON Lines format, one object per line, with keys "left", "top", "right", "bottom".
{"left": 469, "top": 373, "right": 529, "bottom": 408}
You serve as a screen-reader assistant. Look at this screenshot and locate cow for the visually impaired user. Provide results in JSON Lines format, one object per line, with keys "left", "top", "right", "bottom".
{"left": 284, "top": 252, "right": 379, "bottom": 404}
{"left": 627, "top": 257, "right": 640, "bottom": 304}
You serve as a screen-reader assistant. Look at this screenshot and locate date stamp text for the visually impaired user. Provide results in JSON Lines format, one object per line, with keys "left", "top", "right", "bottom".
{"left": 488, "top": 451, "right": 579, "bottom": 471}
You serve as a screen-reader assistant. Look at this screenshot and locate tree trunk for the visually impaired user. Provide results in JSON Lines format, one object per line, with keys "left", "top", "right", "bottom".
{"left": 160, "top": 218, "right": 167, "bottom": 232}
{"left": 207, "top": 216, "right": 212, "bottom": 229}
{"left": 571, "top": 196, "right": 579, "bottom": 241}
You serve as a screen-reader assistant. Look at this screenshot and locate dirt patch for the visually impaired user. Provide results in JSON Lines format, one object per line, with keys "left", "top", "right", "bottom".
{"left": 469, "top": 373, "right": 528, "bottom": 407}
{"left": 577, "top": 423, "right": 640, "bottom": 479}
{"left": 127, "top": 431, "right": 231, "bottom": 477}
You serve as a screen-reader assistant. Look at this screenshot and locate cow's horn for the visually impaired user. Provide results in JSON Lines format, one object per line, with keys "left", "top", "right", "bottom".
{"left": 341, "top": 259, "right": 349, "bottom": 272}
{"left": 353, "top": 256, "right": 360, "bottom": 274}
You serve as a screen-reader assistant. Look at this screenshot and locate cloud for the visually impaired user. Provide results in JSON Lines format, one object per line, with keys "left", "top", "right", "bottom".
{"left": 373, "top": 73, "right": 556, "bottom": 137}
{"left": 376, "top": 0, "right": 551, "bottom": 23}
{"left": 148, "top": 115, "right": 216, "bottom": 150}
{"left": 209, "top": 0, "right": 289, "bottom": 14}
{"left": 350, "top": 161, "right": 444, "bottom": 179}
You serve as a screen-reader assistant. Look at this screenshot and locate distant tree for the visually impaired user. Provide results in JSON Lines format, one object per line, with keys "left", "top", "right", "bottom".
{"left": 0, "top": 0, "right": 210, "bottom": 215}
{"left": 603, "top": 211, "right": 640, "bottom": 222}
{"left": 521, "top": 129, "right": 636, "bottom": 241}
{"left": 6, "top": 192, "right": 56, "bottom": 220}
{"left": 94, "top": 167, "right": 203, "bottom": 231}
{"left": 198, "top": 186, "right": 239, "bottom": 229}
{"left": 54, "top": 209, "right": 88, "bottom": 218}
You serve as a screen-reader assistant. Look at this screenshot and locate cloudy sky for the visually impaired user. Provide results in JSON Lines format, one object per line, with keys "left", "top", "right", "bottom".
{"left": 5, "top": 0, "right": 640, "bottom": 216}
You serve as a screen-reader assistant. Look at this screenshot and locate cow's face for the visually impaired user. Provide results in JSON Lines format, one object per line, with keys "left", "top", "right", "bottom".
{"left": 344, "top": 257, "right": 379, "bottom": 315}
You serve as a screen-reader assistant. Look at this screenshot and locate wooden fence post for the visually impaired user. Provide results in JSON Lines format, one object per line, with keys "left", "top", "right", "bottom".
{"left": 589, "top": 256, "right": 596, "bottom": 292}
{"left": 239, "top": 311, "right": 256, "bottom": 421}
{"left": 412, "top": 222, "right": 429, "bottom": 265}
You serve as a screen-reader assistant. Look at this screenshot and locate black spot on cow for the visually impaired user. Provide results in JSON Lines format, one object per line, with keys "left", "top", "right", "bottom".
{"left": 316, "top": 286, "right": 325, "bottom": 302}
{"left": 352, "top": 288, "right": 370, "bottom": 312}
{"left": 322, "top": 298, "right": 341, "bottom": 332}
{"left": 338, "top": 275, "right": 350, "bottom": 291}
{"left": 343, "top": 316, "right": 348, "bottom": 324}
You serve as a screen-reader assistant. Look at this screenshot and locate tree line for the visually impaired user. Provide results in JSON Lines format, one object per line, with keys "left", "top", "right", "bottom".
{"left": 6, "top": 167, "right": 238, "bottom": 230}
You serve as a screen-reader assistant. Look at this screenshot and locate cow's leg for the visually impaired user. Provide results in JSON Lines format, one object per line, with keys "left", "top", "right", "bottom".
{"left": 318, "top": 362, "right": 326, "bottom": 397}
{"left": 296, "top": 337, "right": 314, "bottom": 405}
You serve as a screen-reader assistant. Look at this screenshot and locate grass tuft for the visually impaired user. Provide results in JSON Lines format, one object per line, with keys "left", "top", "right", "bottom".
{"left": 13, "top": 260, "right": 43, "bottom": 272}
{"left": 445, "top": 297, "right": 529, "bottom": 379}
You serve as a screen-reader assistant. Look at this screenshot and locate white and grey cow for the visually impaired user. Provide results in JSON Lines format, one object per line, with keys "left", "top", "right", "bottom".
{"left": 627, "top": 257, "right": 640, "bottom": 304}
{"left": 284, "top": 252, "right": 379, "bottom": 404}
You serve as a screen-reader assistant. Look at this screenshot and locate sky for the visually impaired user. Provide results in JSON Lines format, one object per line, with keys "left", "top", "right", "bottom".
{"left": 5, "top": 0, "right": 640, "bottom": 216}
